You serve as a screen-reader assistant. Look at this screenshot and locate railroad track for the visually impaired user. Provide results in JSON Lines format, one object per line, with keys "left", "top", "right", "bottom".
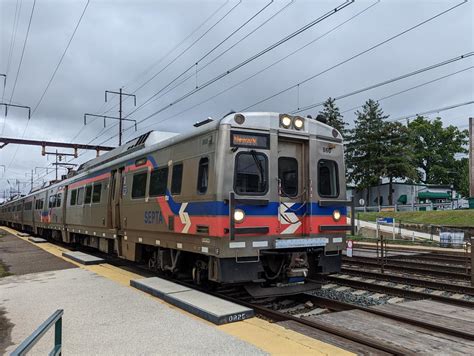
{"left": 324, "top": 274, "right": 474, "bottom": 308}
{"left": 355, "top": 245, "right": 469, "bottom": 258}
{"left": 343, "top": 257, "right": 470, "bottom": 280}
{"left": 340, "top": 267, "right": 474, "bottom": 296}
{"left": 344, "top": 256, "right": 470, "bottom": 273}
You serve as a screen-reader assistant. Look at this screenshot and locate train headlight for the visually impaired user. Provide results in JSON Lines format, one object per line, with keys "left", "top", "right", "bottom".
{"left": 294, "top": 117, "right": 304, "bottom": 130}
{"left": 332, "top": 209, "right": 341, "bottom": 222}
{"left": 280, "top": 115, "right": 292, "bottom": 128}
{"left": 234, "top": 209, "right": 245, "bottom": 223}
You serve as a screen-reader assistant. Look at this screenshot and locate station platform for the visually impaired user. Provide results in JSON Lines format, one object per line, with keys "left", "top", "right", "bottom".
{"left": 0, "top": 227, "right": 351, "bottom": 355}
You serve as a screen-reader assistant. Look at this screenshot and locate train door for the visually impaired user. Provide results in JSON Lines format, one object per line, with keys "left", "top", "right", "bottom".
{"left": 108, "top": 167, "right": 124, "bottom": 229}
{"left": 277, "top": 139, "right": 307, "bottom": 236}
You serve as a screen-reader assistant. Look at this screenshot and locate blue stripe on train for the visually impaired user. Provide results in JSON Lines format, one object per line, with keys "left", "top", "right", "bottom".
{"left": 165, "top": 191, "right": 347, "bottom": 217}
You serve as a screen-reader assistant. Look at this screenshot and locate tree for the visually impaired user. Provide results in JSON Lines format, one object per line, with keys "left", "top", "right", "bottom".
{"left": 408, "top": 116, "right": 468, "bottom": 191}
{"left": 452, "top": 158, "right": 469, "bottom": 198}
{"left": 345, "top": 99, "right": 387, "bottom": 204}
{"left": 382, "top": 122, "right": 418, "bottom": 204}
{"left": 318, "top": 97, "right": 347, "bottom": 137}
{"left": 346, "top": 100, "right": 417, "bottom": 205}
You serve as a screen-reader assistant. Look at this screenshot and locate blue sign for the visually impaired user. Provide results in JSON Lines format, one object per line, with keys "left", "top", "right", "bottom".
{"left": 377, "top": 217, "right": 394, "bottom": 224}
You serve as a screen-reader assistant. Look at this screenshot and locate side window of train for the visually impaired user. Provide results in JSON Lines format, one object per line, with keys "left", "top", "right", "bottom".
{"left": 70, "top": 189, "right": 77, "bottom": 206}
{"left": 318, "top": 159, "right": 339, "bottom": 198}
{"left": 278, "top": 157, "right": 298, "bottom": 197}
{"left": 56, "top": 193, "right": 62, "bottom": 207}
{"left": 234, "top": 152, "right": 268, "bottom": 195}
{"left": 171, "top": 163, "right": 183, "bottom": 195}
{"left": 49, "top": 195, "right": 56, "bottom": 208}
{"left": 77, "top": 187, "right": 85, "bottom": 205}
{"left": 132, "top": 172, "right": 148, "bottom": 199}
{"left": 197, "top": 157, "right": 209, "bottom": 194}
{"left": 85, "top": 186, "right": 93, "bottom": 205}
{"left": 92, "top": 184, "right": 102, "bottom": 203}
{"left": 149, "top": 167, "right": 168, "bottom": 197}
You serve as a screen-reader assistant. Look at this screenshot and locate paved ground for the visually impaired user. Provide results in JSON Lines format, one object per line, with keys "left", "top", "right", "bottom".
{"left": 0, "top": 233, "right": 75, "bottom": 275}
{"left": 1, "top": 268, "right": 266, "bottom": 355}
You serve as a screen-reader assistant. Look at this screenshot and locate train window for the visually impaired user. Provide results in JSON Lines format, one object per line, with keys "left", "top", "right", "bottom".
{"left": 25, "top": 202, "right": 32, "bottom": 210}
{"left": 171, "top": 163, "right": 183, "bottom": 195}
{"left": 318, "top": 160, "right": 339, "bottom": 198}
{"left": 85, "top": 186, "right": 93, "bottom": 204}
{"left": 77, "top": 187, "right": 85, "bottom": 205}
{"left": 234, "top": 152, "right": 268, "bottom": 195}
{"left": 278, "top": 157, "right": 298, "bottom": 197}
{"left": 56, "top": 193, "right": 62, "bottom": 207}
{"left": 49, "top": 195, "right": 56, "bottom": 208}
{"left": 70, "top": 190, "right": 77, "bottom": 206}
{"left": 149, "top": 167, "right": 168, "bottom": 197}
{"left": 92, "top": 184, "right": 102, "bottom": 203}
{"left": 197, "top": 157, "right": 209, "bottom": 194}
{"left": 132, "top": 172, "right": 148, "bottom": 199}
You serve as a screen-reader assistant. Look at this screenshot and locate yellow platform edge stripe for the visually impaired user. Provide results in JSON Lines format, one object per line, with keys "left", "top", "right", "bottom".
{"left": 0, "top": 227, "right": 354, "bottom": 356}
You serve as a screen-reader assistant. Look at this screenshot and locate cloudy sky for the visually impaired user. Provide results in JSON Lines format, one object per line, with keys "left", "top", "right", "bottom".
{"left": 0, "top": 0, "right": 473, "bottom": 194}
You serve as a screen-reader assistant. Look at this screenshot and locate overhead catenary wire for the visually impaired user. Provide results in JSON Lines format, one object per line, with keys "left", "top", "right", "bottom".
{"left": 241, "top": 0, "right": 468, "bottom": 111}
{"left": 31, "top": 0, "right": 91, "bottom": 116}
{"left": 100, "top": 0, "right": 354, "bottom": 137}
{"left": 68, "top": 0, "right": 232, "bottom": 143}
{"left": 8, "top": 0, "right": 36, "bottom": 104}
{"left": 122, "top": 0, "right": 276, "bottom": 119}
{"left": 340, "top": 65, "right": 474, "bottom": 115}
{"left": 3, "top": 0, "right": 22, "bottom": 103}
{"left": 388, "top": 101, "right": 474, "bottom": 122}
{"left": 83, "top": 0, "right": 298, "bottom": 146}
{"left": 290, "top": 52, "right": 474, "bottom": 114}
{"left": 4, "top": 0, "right": 90, "bottom": 174}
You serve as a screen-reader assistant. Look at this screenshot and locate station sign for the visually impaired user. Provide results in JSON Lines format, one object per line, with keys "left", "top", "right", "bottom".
{"left": 377, "top": 217, "right": 394, "bottom": 224}
{"left": 231, "top": 131, "right": 270, "bottom": 149}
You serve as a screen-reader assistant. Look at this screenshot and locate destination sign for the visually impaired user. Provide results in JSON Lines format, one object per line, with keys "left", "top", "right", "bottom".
{"left": 231, "top": 131, "right": 269, "bottom": 149}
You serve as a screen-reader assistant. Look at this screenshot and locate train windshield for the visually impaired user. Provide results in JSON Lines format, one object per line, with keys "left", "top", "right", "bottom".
{"left": 234, "top": 151, "right": 268, "bottom": 195}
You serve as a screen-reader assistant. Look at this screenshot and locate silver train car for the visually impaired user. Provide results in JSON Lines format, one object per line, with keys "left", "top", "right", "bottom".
{"left": 0, "top": 112, "right": 353, "bottom": 294}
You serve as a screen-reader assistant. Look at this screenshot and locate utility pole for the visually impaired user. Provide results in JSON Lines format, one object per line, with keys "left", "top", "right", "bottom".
{"left": 105, "top": 89, "right": 137, "bottom": 146}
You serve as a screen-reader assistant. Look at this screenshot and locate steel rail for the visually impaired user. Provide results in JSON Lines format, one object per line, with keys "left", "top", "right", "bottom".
{"left": 326, "top": 275, "right": 474, "bottom": 308}
{"left": 340, "top": 267, "right": 474, "bottom": 295}
{"left": 343, "top": 258, "right": 470, "bottom": 279}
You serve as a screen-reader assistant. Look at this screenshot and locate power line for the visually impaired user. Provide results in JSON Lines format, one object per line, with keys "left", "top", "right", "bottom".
{"left": 3, "top": 0, "right": 22, "bottom": 102}
{"left": 31, "top": 0, "right": 91, "bottom": 116}
{"left": 93, "top": 0, "right": 233, "bottom": 119}
{"left": 241, "top": 0, "right": 468, "bottom": 111}
{"left": 340, "top": 65, "right": 474, "bottom": 115}
{"left": 123, "top": 0, "right": 275, "bottom": 119}
{"left": 388, "top": 101, "right": 474, "bottom": 122}
{"left": 112, "top": 0, "right": 353, "bottom": 134}
{"left": 79, "top": 0, "right": 298, "bottom": 147}
{"left": 8, "top": 0, "right": 36, "bottom": 103}
{"left": 291, "top": 52, "right": 474, "bottom": 114}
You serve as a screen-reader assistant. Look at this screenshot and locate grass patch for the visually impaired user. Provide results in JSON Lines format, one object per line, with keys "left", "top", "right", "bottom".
{"left": 356, "top": 210, "right": 474, "bottom": 227}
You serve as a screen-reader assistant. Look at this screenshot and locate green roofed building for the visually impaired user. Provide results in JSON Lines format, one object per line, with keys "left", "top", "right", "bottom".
{"left": 347, "top": 182, "right": 460, "bottom": 210}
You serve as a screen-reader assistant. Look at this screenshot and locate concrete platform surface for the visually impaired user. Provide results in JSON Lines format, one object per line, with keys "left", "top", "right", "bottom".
{"left": 62, "top": 251, "right": 104, "bottom": 265}
{"left": 0, "top": 268, "right": 265, "bottom": 355}
{"left": 27, "top": 237, "right": 47, "bottom": 243}
{"left": 0, "top": 233, "right": 75, "bottom": 275}
{"left": 132, "top": 277, "right": 254, "bottom": 325}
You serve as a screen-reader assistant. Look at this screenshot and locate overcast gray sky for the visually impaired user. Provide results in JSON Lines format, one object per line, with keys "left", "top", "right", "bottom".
{"left": 0, "top": 0, "right": 473, "bottom": 194}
